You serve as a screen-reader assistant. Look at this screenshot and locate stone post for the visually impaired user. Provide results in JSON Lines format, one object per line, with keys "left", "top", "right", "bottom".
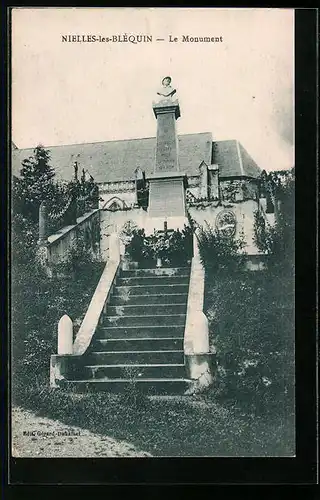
{"left": 109, "top": 232, "right": 121, "bottom": 261}
{"left": 57, "top": 314, "right": 73, "bottom": 354}
{"left": 134, "top": 167, "right": 145, "bottom": 207}
{"left": 69, "top": 192, "right": 78, "bottom": 225}
{"left": 199, "top": 162, "right": 208, "bottom": 199}
{"left": 38, "top": 201, "right": 48, "bottom": 245}
{"left": 208, "top": 165, "right": 219, "bottom": 200}
{"left": 184, "top": 232, "right": 216, "bottom": 392}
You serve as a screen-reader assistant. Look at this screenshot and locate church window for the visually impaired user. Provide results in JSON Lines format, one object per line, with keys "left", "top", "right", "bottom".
{"left": 104, "top": 197, "right": 126, "bottom": 211}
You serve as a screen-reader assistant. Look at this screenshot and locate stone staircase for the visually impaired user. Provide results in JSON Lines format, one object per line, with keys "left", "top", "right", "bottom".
{"left": 68, "top": 265, "right": 193, "bottom": 394}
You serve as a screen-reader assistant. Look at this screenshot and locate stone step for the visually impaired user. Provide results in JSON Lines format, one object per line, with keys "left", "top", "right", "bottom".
{"left": 103, "top": 314, "right": 186, "bottom": 327}
{"left": 113, "top": 284, "right": 189, "bottom": 296}
{"left": 117, "top": 275, "right": 190, "bottom": 286}
{"left": 97, "top": 325, "right": 185, "bottom": 339}
{"left": 110, "top": 293, "right": 188, "bottom": 306}
{"left": 63, "top": 378, "right": 191, "bottom": 395}
{"left": 86, "top": 350, "right": 184, "bottom": 365}
{"left": 81, "top": 363, "right": 186, "bottom": 379}
{"left": 106, "top": 303, "right": 187, "bottom": 316}
{"left": 121, "top": 267, "right": 190, "bottom": 278}
{"left": 92, "top": 337, "right": 184, "bottom": 352}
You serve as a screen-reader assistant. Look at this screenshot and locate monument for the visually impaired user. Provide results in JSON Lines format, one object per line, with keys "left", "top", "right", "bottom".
{"left": 147, "top": 76, "right": 188, "bottom": 231}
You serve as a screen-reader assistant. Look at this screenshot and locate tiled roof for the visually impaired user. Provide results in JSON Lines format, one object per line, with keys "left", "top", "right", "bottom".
{"left": 12, "top": 133, "right": 261, "bottom": 183}
{"left": 212, "top": 140, "right": 261, "bottom": 178}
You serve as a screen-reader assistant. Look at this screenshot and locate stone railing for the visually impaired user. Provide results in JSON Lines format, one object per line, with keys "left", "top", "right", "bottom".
{"left": 38, "top": 183, "right": 99, "bottom": 246}
{"left": 47, "top": 195, "right": 77, "bottom": 235}
{"left": 50, "top": 233, "right": 122, "bottom": 387}
{"left": 184, "top": 230, "right": 216, "bottom": 392}
{"left": 37, "top": 207, "right": 101, "bottom": 275}
{"left": 73, "top": 233, "right": 121, "bottom": 355}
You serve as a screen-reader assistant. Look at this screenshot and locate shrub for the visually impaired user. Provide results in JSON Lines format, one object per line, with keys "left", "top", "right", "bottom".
{"left": 196, "top": 220, "right": 246, "bottom": 277}
{"left": 205, "top": 271, "right": 294, "bottom": 416}
{"left": 11, "top": 217, "right": 104, "bottom": 400}
{"left": 124, "top": 225, "right": 193, "bottom": 267}
{"left": 254, "top": 167, "right": 294, "bottom": 276}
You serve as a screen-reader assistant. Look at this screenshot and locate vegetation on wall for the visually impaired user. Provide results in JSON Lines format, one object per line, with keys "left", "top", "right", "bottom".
{"left": 205, "top": 271, "right": 294, "bottom": 416}
{"left": 220, "top": 179, "right": 258, "bottom": 203}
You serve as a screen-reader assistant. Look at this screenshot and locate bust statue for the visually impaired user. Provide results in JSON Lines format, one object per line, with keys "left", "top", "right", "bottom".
{"left": 156, "top": 76, "right": 177, "bottom": 100}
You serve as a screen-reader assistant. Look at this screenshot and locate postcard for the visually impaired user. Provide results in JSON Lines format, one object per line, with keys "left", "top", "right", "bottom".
{"left": 10, "top": 7, "right": 296, "bottom": 461}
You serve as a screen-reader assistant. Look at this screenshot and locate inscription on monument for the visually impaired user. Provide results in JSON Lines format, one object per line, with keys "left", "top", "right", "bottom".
{"left": 149, "top": 179, "right": 185, "bottom": 217}
{"left": 155, "top": 112, "right": 179, "bottom": 172}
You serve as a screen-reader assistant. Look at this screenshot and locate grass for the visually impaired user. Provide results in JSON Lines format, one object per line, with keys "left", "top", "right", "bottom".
{"left": 12, "top": 381, "right": 295, "bottom": 457}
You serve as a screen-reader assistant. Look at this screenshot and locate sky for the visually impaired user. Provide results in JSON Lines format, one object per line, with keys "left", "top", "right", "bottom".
{"left": 12, "top": 8, "right": 294, "bottom": 171}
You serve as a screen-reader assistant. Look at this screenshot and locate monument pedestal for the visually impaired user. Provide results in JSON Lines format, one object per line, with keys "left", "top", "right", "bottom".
{"left": 147, "top": 95, "right": 188, "bottom": 233}
{"left": 147, "top": 172, "right": 188, "bottom": 233}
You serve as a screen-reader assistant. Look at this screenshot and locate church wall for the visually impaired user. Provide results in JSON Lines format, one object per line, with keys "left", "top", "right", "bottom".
{"left": 99, "top": 207, "right": 148, "bottom": 261}
{"left": 220, "top": 178, "right": 259, "bottom": 203}
{"left": 99, "top": 198, "right": 260, "bottom": 261}
{"left": 99, "top": 189, "right": 136, "bottom": 210}
{"left": 188, "top": 199, "right": 260, "bottom": 255}
{"left": 97, "top": 176, "right": 262, "bottom": 260}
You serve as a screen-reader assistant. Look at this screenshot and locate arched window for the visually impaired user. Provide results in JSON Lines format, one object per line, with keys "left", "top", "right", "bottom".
{"left": 103, "top": 197, "right": 126, "bottom": 211}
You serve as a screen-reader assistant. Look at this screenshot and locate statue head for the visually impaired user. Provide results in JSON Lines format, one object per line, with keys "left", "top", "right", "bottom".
{"left": 162, "top": 76, "right": 172, "bottom": 87}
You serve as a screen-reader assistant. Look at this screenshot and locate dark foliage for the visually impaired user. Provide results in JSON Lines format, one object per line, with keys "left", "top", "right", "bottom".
{"left": 13, "top": 145, "right": 56, "bottom": 222}
{"left": 11, "top": 213, "right": 104, "bottom": 397}
{"left": 204, "top": 169, "right": 295, "bottom": 416}
{"left": 205, "top": 271, "right": 294, "bottom": 416}
{"left": 254, "top": 167, "right": 295, "bottom": 275}
{"left": 13, "top": 145, "right": 100, "bottom": 234}
{"left": 196, "top": 220, "right": 247, "bottom": 277}
{"left": 124, "top": 225, "right": 193, "bottom": 267}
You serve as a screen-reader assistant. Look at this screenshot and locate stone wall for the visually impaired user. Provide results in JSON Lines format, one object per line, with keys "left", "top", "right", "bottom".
{"left": 46, "top": 209, "right": 101, "bottom": 266}
{"left": 99, "top": 198, "right": 261, "bottom": 259}
{"left": 188, "top": 199, "right": 260, "bottom": 255}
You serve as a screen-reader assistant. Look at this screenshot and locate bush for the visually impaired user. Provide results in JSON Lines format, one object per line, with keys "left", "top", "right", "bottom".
{"left": 196, "top": 220, "right": 246, "bottom": 277}
{"left": 254, "top": 167, "right": 294, "bottom": 276}
{"left": 124, "top": 225, "right": 193, "bottom": 267}
{"left": 205, "top": 271, "right": 294, "bottom": 416}
{"left": 11, "top": 217, "right": 104, "bottom": 400}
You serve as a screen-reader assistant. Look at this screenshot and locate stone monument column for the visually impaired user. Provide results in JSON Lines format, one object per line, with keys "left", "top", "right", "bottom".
{"left": 147, "top": 76, "right": 188, "bottom": 231}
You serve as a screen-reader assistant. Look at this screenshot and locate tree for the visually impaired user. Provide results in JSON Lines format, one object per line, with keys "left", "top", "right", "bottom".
{"left": 254, "top": 167, "right": 295, "bottom": 275}
{"left": 14, "top": 145, "right": 56, "bottom": 222}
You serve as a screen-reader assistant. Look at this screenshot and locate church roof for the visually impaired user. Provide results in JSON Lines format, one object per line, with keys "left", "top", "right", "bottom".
{"left": 12, "top": 133, "right": 261, "bottom": 183}
{"left": 212, "top": 139, "right": 261, "bottom": 179}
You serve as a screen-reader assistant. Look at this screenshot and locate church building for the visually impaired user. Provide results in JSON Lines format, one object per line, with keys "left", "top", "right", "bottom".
{"left": 12, "top": 76, "right": 280, "bottom": 392}
{"left": 12, "top": 76, "right": 273, "bottom": 262}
